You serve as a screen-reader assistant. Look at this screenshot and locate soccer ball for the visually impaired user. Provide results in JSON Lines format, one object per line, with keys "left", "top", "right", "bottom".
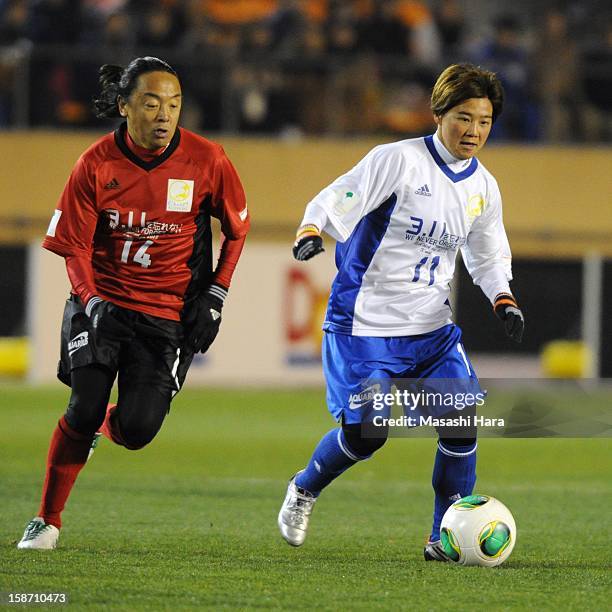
{"left": 440, "top": 494, "right": 516, "bottom": 567}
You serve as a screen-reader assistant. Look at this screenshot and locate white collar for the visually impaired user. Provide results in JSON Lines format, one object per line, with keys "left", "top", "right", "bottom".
{"left": 432, "top": 132, "right": 472, "bottom": 171}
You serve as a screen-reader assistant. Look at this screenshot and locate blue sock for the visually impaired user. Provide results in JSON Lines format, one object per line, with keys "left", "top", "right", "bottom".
{"left": 295, "top": 428, "right": 364, "bottom": 496}
{"left": 430, "top": 440, "right": 477, "bottom": 541}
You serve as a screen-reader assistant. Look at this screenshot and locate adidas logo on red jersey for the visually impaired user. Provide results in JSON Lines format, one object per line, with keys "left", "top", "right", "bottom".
{"left": 104, "top": 178, "right": 120, "bottom": 190}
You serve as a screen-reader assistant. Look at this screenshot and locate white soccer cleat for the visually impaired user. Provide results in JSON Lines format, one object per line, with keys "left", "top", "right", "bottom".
{"left": 17, "top": 517, "right": 59, "bottom": 550}
{"left": 424, "top": 539, "right": 452, "bottom": 562}
{"left": 87, "top": 432, "right": 102, "bottom": 462}
{"left": 278, "top": 474, "right": 317, "bottom": 547}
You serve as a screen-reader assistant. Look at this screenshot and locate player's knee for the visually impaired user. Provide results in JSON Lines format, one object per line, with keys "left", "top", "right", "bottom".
{"left": 64, "top": 401, "right": 105, "bottom": 436}
{"left": 342, "top": 422, "right": 388, "bottom": 458}
{"left": 117, "top": 421, "right": 161, "bottom": 450}
{"left": 63, "top": 410, "right": 100, "bottom": 436}
{"left": 118, "top": 429, "right": 154, "bottom": 450}
{"left": 115, "top": 396, "right": 169, "bottom": 450}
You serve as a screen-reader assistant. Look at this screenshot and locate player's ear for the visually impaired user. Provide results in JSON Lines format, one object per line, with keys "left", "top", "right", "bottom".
{"left": 118, "top": 96, "right": 127, "bottom": 117}
{"left": 433, "top": 113, "right": 443, "bottom": 126}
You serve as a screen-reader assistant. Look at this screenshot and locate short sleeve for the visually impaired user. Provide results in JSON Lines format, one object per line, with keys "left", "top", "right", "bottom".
{"left": 210, "top": 149, "right": 250, "bottom": 239}
{"left": 42, "top": 154, "right": 99, "bottom": 258}
{"left": 305, "top": 144, "right": 406, "bottom": 242}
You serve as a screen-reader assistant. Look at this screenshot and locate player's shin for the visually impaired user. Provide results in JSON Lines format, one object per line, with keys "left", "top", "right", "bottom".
{"left": 38, "top": 416, "right": 95, "bottom": 529}
{"left": 295, "top": 428, "right": 365, "bottom": 495}
{"left": 429, "top": 439, "right": 477, "bottom": 541}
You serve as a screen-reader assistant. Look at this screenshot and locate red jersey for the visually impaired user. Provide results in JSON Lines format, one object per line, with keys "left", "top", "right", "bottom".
{"left": 43, "top": 124, "right": 250, "bottom": 320}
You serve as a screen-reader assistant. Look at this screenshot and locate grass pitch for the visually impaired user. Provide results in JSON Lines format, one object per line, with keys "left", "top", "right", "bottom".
{"left": 1, "top": 384, "right": 610, "bottom": 610}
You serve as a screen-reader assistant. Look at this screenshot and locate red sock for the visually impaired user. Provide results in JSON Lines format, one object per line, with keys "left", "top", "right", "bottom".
{"left": 38, "top": 416, "right": 93, "bottom": 529}
{"left": 99, "top": 403, "right": 126, "bottom": 446}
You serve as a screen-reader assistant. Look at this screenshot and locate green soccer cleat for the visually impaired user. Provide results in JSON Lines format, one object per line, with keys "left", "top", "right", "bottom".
{"left": 424, "top": 539, "right": 453, "bottom": 562}
{"left": 17, "top": 517, "right": 59, "bottom": 550}
{"left": 278, "top": 474, "right": 317, "bottom": 547}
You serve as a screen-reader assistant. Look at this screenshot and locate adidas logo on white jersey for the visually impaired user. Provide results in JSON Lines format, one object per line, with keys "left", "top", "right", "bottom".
{"left": 415, "top": 184, "right": 432, "bottom": 196}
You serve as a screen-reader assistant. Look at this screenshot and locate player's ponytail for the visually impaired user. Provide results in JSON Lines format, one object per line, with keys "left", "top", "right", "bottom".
{"left": 93, "top": 64, "right": 125, "bottom": 118}
{"left": 92, "top": 57, "right": 178, "bottom": 119}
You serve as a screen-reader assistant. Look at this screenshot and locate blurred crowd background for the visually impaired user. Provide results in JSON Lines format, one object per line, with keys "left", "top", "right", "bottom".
{"left": 0, "top": 1, "right": 611, "bottom": 381}
{"left": 0, "top": 0, "right": 611, "bottom": 141}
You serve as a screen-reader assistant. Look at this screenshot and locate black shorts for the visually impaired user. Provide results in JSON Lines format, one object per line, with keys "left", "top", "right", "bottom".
{"left": 58, "top": 295, "right": 194, "bottom": 400}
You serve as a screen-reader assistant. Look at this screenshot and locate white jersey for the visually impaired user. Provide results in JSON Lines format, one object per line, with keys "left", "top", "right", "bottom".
{"left": 302, "top": 133, "right": 512, "bottom": 337}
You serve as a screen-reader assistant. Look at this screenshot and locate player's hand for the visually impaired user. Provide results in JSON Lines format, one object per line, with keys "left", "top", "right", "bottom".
{"left": 493, "top": 293, "right": 524, "bottom": 343}
{"left": 86, "top": 297, "right": 134, "bottom": 341}
{"left": 184, "top": 284, "right": 226, "bottom": 354}
{"left": 293, "top": 224, "right": 324, "bottom": 261}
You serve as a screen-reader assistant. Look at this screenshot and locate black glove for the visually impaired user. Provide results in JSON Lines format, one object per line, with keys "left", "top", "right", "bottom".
{"left": 184, "top": 284, "right": 226, "bottom": 353}
{"left": 293, "top": 225, "right": 324, "bottom": 261}
{"left": 493, "top": 293, "right": 524, "bottom": 343}
{"left": 86, "top": 297, "right": 134, "bottom": 341}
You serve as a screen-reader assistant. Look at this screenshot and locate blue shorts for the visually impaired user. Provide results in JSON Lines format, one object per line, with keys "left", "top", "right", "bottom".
{"left": 322, "top": 324, "right": 481, "bottom": 425}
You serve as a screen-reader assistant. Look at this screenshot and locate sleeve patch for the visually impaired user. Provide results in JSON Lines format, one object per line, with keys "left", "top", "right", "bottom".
{"left": 46, "top": 209, "right": 62, "bottom": 237}
{"left": 239, "top": 205, "right": 248, "bottom": 221}
{"left": 332, "top": 189, "right": 361, "bottom": 217}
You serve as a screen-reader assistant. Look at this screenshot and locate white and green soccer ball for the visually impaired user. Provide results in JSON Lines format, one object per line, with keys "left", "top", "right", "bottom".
{"left": 440, "top": 494, "right": 516, "bottom": 567}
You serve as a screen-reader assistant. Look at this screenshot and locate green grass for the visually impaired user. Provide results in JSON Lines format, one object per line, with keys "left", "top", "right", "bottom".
{"left": 0, "top": 385, "right": 610, "bottom": 610}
